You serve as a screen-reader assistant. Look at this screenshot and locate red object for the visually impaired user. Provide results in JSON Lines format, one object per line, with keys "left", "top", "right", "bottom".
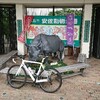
{"left": 18, "top": 16, "right": 34, "bottom": 43}
{"left": 18, "top": 30, "right": 25, "bottom": 43}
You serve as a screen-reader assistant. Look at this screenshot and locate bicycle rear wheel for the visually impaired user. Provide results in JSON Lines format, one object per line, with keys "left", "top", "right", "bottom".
{"left": 39, "top": 68, "right": 62, "bottom": 93}
{"left": 7, "top": 65, "right": 27, "bottom": 89}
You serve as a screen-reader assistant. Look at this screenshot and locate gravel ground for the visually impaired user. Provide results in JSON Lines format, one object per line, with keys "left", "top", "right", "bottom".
{"left": 0, "top": 56, "right": 100, "bottom": 100}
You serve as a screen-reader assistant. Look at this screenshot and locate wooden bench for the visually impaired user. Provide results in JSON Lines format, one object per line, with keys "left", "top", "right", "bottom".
{"left": 55, "top": 63, "right": 90, "bottom": 79}
{"left": 0, "top": 62, "right": 90, "bottom": 78}
{"left": 0, "top": 52, "right": 90, "bottom": 79}
{"left": 0, "top": 50, "right": 17, "bottom": 70}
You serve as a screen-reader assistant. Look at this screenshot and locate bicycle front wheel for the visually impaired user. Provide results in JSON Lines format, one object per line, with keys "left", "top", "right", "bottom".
{"left": 7, "top": 65, "right": 27, "bottom": 89}
{"left": 39, "top": 68, "right": 62, "bottom": 93}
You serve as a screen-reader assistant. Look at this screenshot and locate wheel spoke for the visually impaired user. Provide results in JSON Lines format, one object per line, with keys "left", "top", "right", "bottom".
{"left": 39, "top": 68, "right": 62, "bottom": 93}
{"left": 7, "top": 65, "right": 27, "bottom": 89}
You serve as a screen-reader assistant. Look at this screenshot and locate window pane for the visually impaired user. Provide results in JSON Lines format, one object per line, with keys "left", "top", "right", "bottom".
{"left": 27, "top": 8, "right": 53, "bottom": 16}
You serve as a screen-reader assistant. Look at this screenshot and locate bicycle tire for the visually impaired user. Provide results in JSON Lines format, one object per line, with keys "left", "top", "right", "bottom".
{"left": 39, "top": 68, "right": 62, "bottom": 93}
{"left": 7, "top": 65, "right": 27, "bottom": 89}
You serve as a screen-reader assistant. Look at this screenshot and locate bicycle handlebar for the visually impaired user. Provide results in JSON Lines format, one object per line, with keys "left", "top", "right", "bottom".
{"left": 12, "top": 55, "right": 48, "bottom": 64}
{"left": 12, "top": 58, "right": 17, "bottom": 64}
{"left": 12, "top": 55, "right": 25, "bottom": 64}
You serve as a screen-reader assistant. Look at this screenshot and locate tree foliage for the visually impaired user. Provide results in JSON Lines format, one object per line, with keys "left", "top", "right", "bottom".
{"left": 48, "top": 8, "right": 82, "bottom": 16}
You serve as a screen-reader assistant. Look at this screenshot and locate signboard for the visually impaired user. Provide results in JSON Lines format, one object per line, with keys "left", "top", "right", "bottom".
{"left": 84, "top": 20, "right": 90, "bottom": 42}
{"left": 26, "top": 16, "right": 81, "bottom": 47}
{"left": 18, "top": 16, "right": 33, "bottom": 43}
{"left": 17, "top": 20, "right": 22, "bottom": 36}
{"left": 66, "top": 14, "right": 74, "bottom": 46}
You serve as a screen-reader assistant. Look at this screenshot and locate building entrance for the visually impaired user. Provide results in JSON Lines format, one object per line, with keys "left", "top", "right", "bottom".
{"left": 92, "top": 5, "right": 100, "bottom": 58}
{"left": 0, "top": 5, "right": 16, "bottom": 54}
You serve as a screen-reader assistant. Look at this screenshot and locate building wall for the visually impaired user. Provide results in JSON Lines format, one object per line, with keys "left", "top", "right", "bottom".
{"left": 81, "top": 4, "right": 92, "bottom": 58}
{"left": 16, "top": 4, "right": 26, "bottom": 55}
{"left": 0, "top": 0, "right": 85, "bottom": 5}
{"left": 0, "top": 0, "right": 100, "bottom": 5}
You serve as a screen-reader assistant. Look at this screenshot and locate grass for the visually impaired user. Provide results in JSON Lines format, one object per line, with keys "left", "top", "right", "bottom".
{"left": 26, "top": 60, "right": 74, "bottom": 75}
{"left": 50, "top": 61, "right": 67, "bottom": 68}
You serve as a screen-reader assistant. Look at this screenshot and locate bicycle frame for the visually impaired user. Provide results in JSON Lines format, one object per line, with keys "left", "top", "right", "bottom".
{"left": 15, "top": 58, "right": 49, "bottom": 83}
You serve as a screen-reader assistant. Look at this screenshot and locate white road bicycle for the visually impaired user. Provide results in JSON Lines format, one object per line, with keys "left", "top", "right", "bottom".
{"left": 7, "top": 56, "right": 62, "bottom": 93}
